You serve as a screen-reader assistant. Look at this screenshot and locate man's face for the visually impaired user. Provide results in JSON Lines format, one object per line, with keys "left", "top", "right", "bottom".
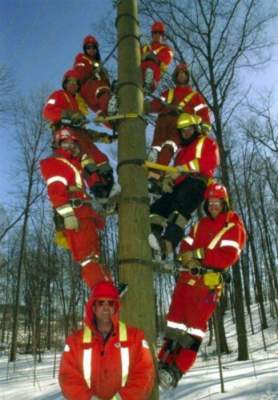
{"left": 180, "top": 126, "right": 195, "bottom": 141}
{"left": 60, "top": 139, "right": 81, "bottom": 157}
{"left": 176, "top": 70, "right": 188, "bottom": 85}
{"left": 93, "top": 299, "right": 116, "bottom": 325}
{"left": 208, "top": 197, "right": 224, "bottom": 219}
{"left": 152, "top": 31, "right": 163, "bottom": 43}
{"left": 65, "top": 78, "right": 79, "bottom": 95}
{"left": 85, "top": 44, "right": 97, "bottom": 57}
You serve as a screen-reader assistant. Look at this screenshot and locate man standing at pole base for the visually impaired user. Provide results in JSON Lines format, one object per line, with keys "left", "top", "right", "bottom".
{"left": 59, "top": 282, "right": 155, "bottom": 399}
{"left": 158, "top": 183, "right": 247, "bottom": 389}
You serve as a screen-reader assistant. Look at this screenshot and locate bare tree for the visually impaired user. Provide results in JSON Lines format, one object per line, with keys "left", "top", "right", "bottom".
{"left": 9, "top": 90, "right": 49, "bottom": 361}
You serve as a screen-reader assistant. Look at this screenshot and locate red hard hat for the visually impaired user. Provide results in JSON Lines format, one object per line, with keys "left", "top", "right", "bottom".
{"left": 92, "top": 281, "right": 119, "bottom": 301}
{"left": 54, "top": 127, "right": 77, "bottom": 144}
{"left": 204, "top": 183, "right": 229, "bottom": 203}
{"left": 151, "top": 21, "right": 165, "bottom": 33}
{"left": 83, "top": 35, "right": 98, "bottom": 47}
{"left": 172, "top": 63, "right": 190, "bottom": 83}
{"left": 62, "top": 69, "right": 80, "bottom": 89}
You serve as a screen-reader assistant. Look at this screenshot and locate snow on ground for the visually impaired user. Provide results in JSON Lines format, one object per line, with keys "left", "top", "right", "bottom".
{"left": 0, "top": 304, "right": 277, "bottom": 399}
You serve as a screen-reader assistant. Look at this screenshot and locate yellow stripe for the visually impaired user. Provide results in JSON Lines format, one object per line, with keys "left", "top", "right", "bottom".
{"left": 56, "top": 157, "right": 83, "bottom": 189}
{"left": 178, "top": 91, "right": 197, "bottom": 108}
{"left": 119, "top": 321, "right": 127, "bottom": 341}
{"left": 196, "top": 135, "right": 206, "bottom": 158}
{"left": 166, "top": 88, "right": 174, "bottom": 104}
{"left": 83, "top": 325, "right": 92, "bottom": 343}
{"left": 208, "top": 223, "right": 235, "bottom": 250}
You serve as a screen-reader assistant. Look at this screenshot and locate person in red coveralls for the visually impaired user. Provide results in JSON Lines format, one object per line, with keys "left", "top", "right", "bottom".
{"left": 157, "top": 183, "right": 247, "bottom": 389}
{"left": 40, "top": 127, "right": 112, "bottom": 289}
{"left": 74, "top": 35, "right": 117, "bottom": 118}
{"left": 43, "top": 69, "right": 115, "bottom": 200}
{"left": 59, "top": 281, "right": 155, "bottom": 400}
{"left": 146, "top": 63, "right": 211, "bottom": 192}
{"left": 148, "top": 113, "right": 219, "bottom": 261}
{"left": 141, "top": 21, "right": 174, "bottom": 93}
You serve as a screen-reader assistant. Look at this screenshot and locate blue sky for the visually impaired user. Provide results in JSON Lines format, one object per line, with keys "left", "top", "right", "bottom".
{"left": 0, "top": 0, "right": 114, "bottom": 205}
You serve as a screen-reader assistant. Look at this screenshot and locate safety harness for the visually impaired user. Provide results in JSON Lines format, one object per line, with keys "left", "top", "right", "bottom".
{"left": 182, "top": 222, "right": 236, "bottom": 289}
{"left": 82, "top": 321, "right": 130, "bottom": 390}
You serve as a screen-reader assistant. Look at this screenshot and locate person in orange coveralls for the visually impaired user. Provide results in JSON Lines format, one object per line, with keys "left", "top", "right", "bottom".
{"left": 73, "top": 35, "right": 117, "bottom": 118}
{"left": 40, "top": 127, "right": 112, "bottom": 289}
{"left": 43, "top": 69, "right": 115, "bottom": 200}
{"left": 146, "top": 63, "right": 211, "bottom": 173}
{"left": 141, "top": 21, "right": 174, "bottom": 93}
{"left": 148, "top": 113, "right": 219, "bottom": 261}
{"left": 59, "top": 281, "right": 155, "bottom": 400}
{"left": 157, "top": 183, "right": 247, "bottom": 389}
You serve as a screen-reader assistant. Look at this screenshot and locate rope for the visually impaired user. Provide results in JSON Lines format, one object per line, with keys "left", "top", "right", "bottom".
{"left": 120, "top": 196, "right": 149, "bottom": 206}
{"left": 117, "top": 159, "right": 145, "bottom": 173}
{"left": 115, "top": 13, "right": 140, "bottom": 27}
{"left": 119, "top": 258, "right": 153, "bottom": 267}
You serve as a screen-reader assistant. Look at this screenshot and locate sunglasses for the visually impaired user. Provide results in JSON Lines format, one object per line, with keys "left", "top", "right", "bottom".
{"left": 95, "top": 300, "right": 116, "bottom": 307}
{"left": 66, "top": 78, "right": 78, "bottom": 84}
{"left": 208, "top": 200, "right": 223, "bottom": 206}
{"left": 85, "top": 44, "right": 97, "bottom": 49}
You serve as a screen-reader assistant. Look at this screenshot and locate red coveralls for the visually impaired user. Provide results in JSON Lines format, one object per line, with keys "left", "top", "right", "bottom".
{"left": 141, "top": 41, "right": 173, "bottom": 92}
{"left": 150, "top": 85, "right": 211, "bottom": 165}
{"left": 159, "top": 211, "right": 247, "bottom": 374}
{"left": 150, "top": 134, "right": 220, "bottom": 248}
{"left": 40, "top": 148, "right": 111, "bottom": 289}
{"left": 59, "top": 291, "right": 155, "bottom": 400}
{"left": 43, "top": 88, "right": 109, "bottom": 188}
{"left": 74, "top": 52, "right": 111, "bottom": 116}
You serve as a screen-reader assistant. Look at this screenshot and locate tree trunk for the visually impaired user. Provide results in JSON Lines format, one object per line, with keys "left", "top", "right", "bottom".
{"left": 116, "top": 1, "right": 158, "bottom": 399}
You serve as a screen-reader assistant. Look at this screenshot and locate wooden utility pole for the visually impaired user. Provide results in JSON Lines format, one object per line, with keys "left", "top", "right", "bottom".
{"left": 116, "top": 1, "right": 158, "bottom": 398}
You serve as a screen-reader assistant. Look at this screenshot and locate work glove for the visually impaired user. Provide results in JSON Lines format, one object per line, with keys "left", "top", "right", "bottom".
{"left": 144, "top": 51, "right": 158, "bottom": 63}
{"left": 162, "top": 175, "right": 174, "bottom": 193}
{"left": 98, "top": 133, "right": 114, "bottom": 144}
{"left": 180, "top": 248, "right": 205, "bottom": 266}
{"left": 81, "top": 155, "right": 97, "bottom": 175}
{"left": 64, "top": 214, "right": 79, "bottom": 230}
{"left": 71, "top": 112, "right": 86, "bottom": 126}
{"left": 186, "top": 258, "right": 202, "bottom": 270}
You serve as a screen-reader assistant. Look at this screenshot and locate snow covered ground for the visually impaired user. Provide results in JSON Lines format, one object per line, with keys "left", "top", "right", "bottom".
{"left": 0, "top": 305, "right": 277, "bottom": 399}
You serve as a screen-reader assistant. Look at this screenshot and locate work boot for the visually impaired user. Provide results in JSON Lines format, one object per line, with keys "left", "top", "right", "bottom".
{"left": 148, "top": 177, "right": 162, "bottom": 195}
{"left": 158, "top": 363, "right": 182, "bottom": 390}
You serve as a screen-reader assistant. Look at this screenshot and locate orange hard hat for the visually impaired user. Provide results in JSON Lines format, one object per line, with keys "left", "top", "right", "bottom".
{"left": 151, "top": 21, "right": 165, "bottom": 33}
{"left": 204, "top": 183, "right": 229, "bottom": 202}
{"left": 62, "top": 69, "right": 80, "bottom": 90}
{"left": 92, "top": 281, "right": 119, "bottom": 302}
{"left": 83, "top": 35, "right": 98, "bottom": 47}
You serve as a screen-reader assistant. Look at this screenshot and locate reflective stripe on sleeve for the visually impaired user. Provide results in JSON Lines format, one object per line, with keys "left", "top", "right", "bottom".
{"left": 56, "top": 204, "right": 74, "bottom": 217}
{"left": 47, "top": 98, "right": 56, "bottom": 105}
{"left": 194, "top": 104, "right": 207, "bottom": 112}
{"left": 220, "top": 239, "right": 240, "bottom": 252}
{"left": 76, "top": 62, "right": 86, "bottom": 67}
{"left": 183, "top": 236, "right": 194, "bottom": 246}
{"left": 188, "top": 159, "right": 200, "bottom": 171}
{"left": 46, "top": 176, "right": 68, "bottom": 186}
{"left": 64, "top": 344, "right": 70, "bottom": 352}
{"left": 162, "top": 140, "right": 178, "bottom": 152}
{"left": 167, "top": 320, "right": 206, "bottom": 339}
